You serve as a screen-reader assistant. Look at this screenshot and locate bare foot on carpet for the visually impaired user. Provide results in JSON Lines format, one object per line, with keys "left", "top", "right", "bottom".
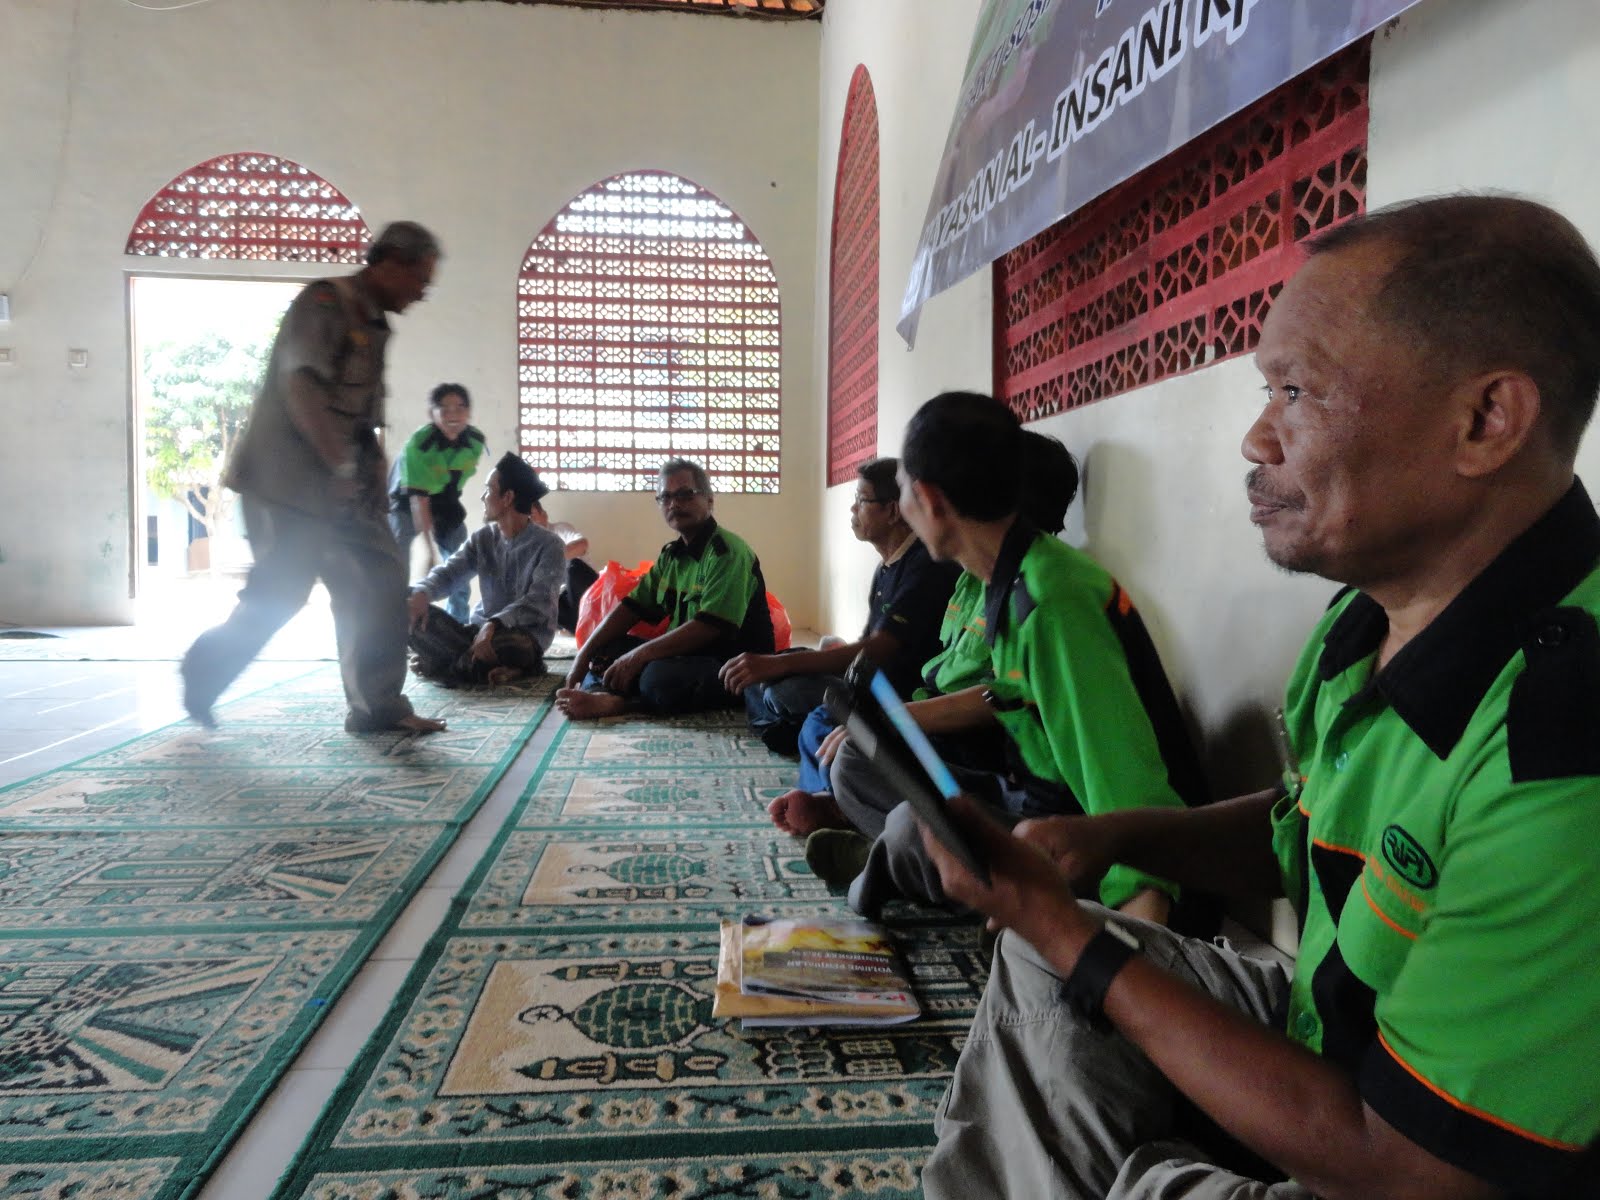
{"left": 556, "top": 688, "right": 627, "bottom": 720}
{"left": 349, "top": 712, "right": 448, "bottom": 735}
{"left": 767, "top": 788, "right": 849, "bottom": 836}
{"left": 395, "top": 714, "right": 447, "bottom": 735}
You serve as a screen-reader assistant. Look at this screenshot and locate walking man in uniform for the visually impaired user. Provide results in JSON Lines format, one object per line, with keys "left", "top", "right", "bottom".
{"left": 181, "top": 221, "right": 447, "bottom": 735}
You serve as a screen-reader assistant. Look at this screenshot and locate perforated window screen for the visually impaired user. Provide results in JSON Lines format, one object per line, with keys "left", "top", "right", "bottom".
{"left": 994, "top": 40, "right": 1370, "bottom": 422}
{"left": 827, "top": 65, "right": 881, "bottom": 487}
{"left": 125, "top": 153, "right": 368, "bottom": 262}
{"left": 518, "top": 171, "right": 782, "bottom": 493}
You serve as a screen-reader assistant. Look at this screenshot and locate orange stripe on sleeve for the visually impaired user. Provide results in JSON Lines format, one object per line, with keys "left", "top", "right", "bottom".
{"left": 1359, "top": 877, "right": 1417, "bottom": 940}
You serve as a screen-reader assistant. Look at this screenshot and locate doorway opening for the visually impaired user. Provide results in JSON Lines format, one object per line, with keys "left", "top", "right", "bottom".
{"left": 128, "top": 275, "right": 333, "bottom": 651}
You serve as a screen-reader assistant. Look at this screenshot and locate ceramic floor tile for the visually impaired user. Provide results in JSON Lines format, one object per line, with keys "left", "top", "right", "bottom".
{"left": 296, "top": 959, "right": 416, "bottom": 1070}
{"left": 194, "top": 1068, "right": 346, "bottom": 1200}
{"left": 427, "top": 832, "right": 496, "bottom": 890}
{"left": 371, "top": 887, "right": 455, "bottom": 960}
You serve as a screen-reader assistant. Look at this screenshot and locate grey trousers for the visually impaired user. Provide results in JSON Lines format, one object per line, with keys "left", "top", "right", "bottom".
{"left": 830, "top": 741, "right": 1053, "bottom": 917}
{"left": 183, "top": 494, "right": 416, "bottom": 730}
{"left": 923, "top": 914, "right": 1307, "bottom": 1200}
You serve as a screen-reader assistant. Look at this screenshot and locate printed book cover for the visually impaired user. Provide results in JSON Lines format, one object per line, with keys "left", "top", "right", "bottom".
{"left": 713, "top": 919, "right": 920, "bottom": 1028}
{"left": 738, "top": 915, "right": 919, "bottom": 1006}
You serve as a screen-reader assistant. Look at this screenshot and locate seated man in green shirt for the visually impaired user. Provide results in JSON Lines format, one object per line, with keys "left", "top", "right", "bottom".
{"left": 556, "top": 458, "right": 775, "bottom": 720}
{"left": 814, "top": 394, "right": 1208, "bottom": 930}
{"left": 919, "top": 196, "right": 1600, "bottom": 1199}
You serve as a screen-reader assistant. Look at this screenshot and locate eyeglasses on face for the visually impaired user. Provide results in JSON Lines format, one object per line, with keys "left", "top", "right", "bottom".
{"left": 656, "top": 486, "right": 705, "bottom": 505}
{"left": 850, "top": 494, "right": 887, "bottom": 508}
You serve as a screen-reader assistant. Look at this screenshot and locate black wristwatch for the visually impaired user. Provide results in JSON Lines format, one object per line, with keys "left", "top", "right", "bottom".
{"left": 1059, "top": 923, "right": 1142, "bottom": 1027}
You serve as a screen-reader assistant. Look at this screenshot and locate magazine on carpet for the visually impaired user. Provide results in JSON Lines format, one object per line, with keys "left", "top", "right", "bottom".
{"left": 713, "top": 916, "right": 920, "bottom": 1028}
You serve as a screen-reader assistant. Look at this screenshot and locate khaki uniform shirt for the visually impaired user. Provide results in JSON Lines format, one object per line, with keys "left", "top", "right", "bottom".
{"left": 225, "top": 274, "right": 390, "bottom": 517}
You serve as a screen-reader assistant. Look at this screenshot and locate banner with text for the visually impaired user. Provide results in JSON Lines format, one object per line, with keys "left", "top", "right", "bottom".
{"left": 897, "top": 0, "right": 1422, "bottom": 344}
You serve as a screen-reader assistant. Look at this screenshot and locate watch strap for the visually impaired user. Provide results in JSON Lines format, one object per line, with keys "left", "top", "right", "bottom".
{"left": 1059, "top": 923, "right": 1141, "bottom": 1027}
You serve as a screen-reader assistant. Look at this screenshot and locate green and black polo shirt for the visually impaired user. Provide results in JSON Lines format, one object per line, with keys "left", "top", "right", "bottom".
{"left": 623, "top": 518, "right": 774, "bottom": 657}
{"left": 982, "top": 520, "right": 1208, "bottom": 910}
{"left": 917, "top": 570, "right": 993, "bottom": 699}
{"left": 1275, "top": 480, "right": 1600, "bottom": 1194}
{"left": 391, "top": 423, "right": 487, "bottom": 532}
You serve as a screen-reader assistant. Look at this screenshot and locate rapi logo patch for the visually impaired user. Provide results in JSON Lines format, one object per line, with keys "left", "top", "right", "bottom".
{"left": 1381, "top": 825, "right": 1438, "bottom": 890}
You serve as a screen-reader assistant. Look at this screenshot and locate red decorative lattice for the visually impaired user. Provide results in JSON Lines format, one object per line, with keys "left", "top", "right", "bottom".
{"left": 518, "top": 171, "right": 782, "bottom": 493}
{"left": 994, "top": 40, "right": 1370, "bottom": 421}
{"left": 125, "top": 153, "right": 369, "bottom": 262}
{"left": 827, "top": 65, "right": 881, "bottom": 487}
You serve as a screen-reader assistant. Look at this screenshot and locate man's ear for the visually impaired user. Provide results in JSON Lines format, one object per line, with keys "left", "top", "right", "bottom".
{"left": 913, "top": 478, "right": 949, "bottom": 521}
{"left": 1456, "top": 369, "right": 1542, "bottom": 478}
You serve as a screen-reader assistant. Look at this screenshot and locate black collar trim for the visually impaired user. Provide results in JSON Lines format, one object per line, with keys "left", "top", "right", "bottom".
{"left": 1319, "top": 480, "right": 1600, "bottom": 759}
{"left": 983, "top": 519, "right": 1040, "bottom": 648}
{"left": 665, "top": 517, "right": 719, "bottom": 562}
{"left": 419, "top": 425, "right": 484, "bottom": 453}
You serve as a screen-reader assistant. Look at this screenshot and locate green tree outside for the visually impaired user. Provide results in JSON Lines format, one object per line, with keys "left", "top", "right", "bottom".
{"left": 141, "top": 328, "right": 273, "bottom": 572}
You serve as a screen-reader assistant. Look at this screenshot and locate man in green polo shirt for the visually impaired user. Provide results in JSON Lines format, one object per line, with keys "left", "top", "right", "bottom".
{"left": 817, "top": 394, "right": 1208, "bottom": 929}
{"left": 556, "top": 458, "right": 774, "bottom": 719}
{"left": 918, "top": 195, "right": 1600, "bottom": 1199}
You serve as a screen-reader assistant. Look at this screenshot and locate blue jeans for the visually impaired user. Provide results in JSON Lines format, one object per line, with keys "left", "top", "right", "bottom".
{"left": 742, "top": 669, "right": 837, "bottom": 755}
{"left": 795, "top": 703, "right": 838, "bottom": 792}
{"left": 582, "top": 635, "right": 737, "bottom": 715}
{"left": 389, "top": 509, "right": 469, "bottom": 622}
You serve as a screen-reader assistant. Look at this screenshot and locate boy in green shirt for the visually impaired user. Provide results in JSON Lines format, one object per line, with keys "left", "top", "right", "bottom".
{"left": 388, "top": 382, "right": 487, "bottom": 621}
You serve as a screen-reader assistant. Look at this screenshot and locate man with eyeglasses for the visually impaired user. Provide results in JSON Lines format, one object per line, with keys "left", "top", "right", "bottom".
{"left": 556, "top": 458, "right": 775, "bottom": 720}
{"left": 720, "top": 456, "right": 958, "bottom": 811}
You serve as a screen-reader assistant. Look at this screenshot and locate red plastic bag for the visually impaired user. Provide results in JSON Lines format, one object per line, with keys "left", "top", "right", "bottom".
{"left": 574, "top": 560, "right": 668, "bottom": 645}
{"left": 766, "top": 591, "right": 792, "bottom": 651}
{"left": 575, "top": 559, "right": 793, "bottom": 652}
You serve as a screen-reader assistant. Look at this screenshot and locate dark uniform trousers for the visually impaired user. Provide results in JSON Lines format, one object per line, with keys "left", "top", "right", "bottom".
{"left": 184, "top": 494, "right": 414, "bottom": 731}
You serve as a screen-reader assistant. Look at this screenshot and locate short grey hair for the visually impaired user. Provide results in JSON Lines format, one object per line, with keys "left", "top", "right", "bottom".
{"left": 366, "top": 221, "right": 441, "bottom": 267}
{"left": 1310, "top": 194, "right": 1600, "bottom": 451}
{"left": 659, "top": 458, "right": 711, "bottom": 495}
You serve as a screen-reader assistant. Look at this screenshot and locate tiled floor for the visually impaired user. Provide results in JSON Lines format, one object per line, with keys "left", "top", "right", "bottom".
{"left": 0, "top": 601, "right": 825, "bottom": 1198}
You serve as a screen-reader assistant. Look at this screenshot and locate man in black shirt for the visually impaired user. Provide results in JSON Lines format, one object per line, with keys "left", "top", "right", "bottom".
{"left": 721, "top": 458, "right": 959, "bottom": 824}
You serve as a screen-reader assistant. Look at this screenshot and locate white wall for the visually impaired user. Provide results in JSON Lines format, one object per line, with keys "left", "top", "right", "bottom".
{"left": 813, "top": 0, "right": 995, "bottom": 638}
{"left": 0, "top": 0, "right": 820, "bottom": 626}
{"left": 817, "top": 0, "right": 1600, "bottom": 803}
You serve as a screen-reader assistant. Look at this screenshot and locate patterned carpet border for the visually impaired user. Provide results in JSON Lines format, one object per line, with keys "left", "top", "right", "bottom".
{"left": 269, "top": 713, "right": 988, "bottom": 1200}
{"left": 0, "top": 667, "right": 560, "bottom": 1200}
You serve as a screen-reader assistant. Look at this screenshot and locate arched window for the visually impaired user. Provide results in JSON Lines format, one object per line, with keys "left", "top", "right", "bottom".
{"left": 125, "top": 152, "right": 368, "bottom": 262}
{"left": 827, "top": 65, "right": 880, "bottom": 487}
{"left": 518, "top": 171, "right": 781, "bottom": 494}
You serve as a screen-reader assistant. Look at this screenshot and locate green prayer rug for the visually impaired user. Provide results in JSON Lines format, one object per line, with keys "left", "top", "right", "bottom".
{"left": 272, "top": 711, "right": 988, "bottom": 1200}
{"left": 0, "top": 666, "right": 557, "bottom": 1200}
